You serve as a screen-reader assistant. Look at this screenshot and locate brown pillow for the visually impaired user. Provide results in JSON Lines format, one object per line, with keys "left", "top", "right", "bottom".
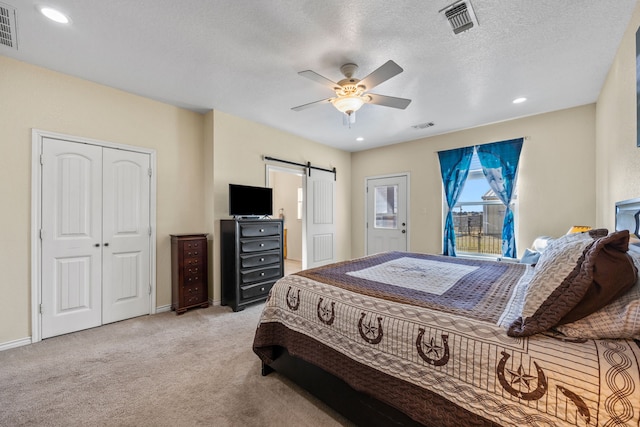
{"left": 508, "top": 230, "right": 635, "bottom": 337}
{"left": 557, "top": 230, "right": 637, "bottom": 325}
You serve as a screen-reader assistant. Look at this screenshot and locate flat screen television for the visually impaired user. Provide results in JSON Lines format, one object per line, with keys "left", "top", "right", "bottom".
{"left": 228, "top": 184, "right": 273, "bottom": 217}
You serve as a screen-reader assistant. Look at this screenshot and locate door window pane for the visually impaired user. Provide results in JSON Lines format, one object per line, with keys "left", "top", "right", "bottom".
{"left": 374, "top": 185, "right": 398, "bottom": 229}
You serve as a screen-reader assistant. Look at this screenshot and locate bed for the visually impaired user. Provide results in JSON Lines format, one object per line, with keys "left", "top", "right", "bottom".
{"left": 253, "top": 200, "right": 640, "bottom": 426}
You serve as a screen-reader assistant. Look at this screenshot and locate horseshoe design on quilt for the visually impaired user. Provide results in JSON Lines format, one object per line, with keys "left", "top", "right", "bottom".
{"left": 317, "top": 298, "right": 335, "bottom": 325}
{"left": 358, "top": 313, "right": 384, "bottom": 344}
{"left": 285, "top": 287, "right": 300, "bottom": 311}
{"left": 416, "top": 329, "right": 449, "bottom": 366}
{"left": 497, "top": 351, "right": 548, "bottom": 400}
{"left": 557, "top": 385, "right": 590, "bottom": 423}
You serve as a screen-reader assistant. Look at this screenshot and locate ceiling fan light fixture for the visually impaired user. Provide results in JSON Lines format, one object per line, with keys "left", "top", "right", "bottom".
{"left": 332, "top": 95, "right": 366, "bottom": 115}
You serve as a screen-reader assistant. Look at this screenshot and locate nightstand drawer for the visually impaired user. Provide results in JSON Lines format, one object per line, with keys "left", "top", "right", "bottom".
{"left": 240, "top": 237, "right": 280, "bottom": 253}
{"left": 240, "top": 265, "right": 281, "bottom": 284}
{"left": 240, "top": 251, "right": 280, "bottom": 268}
{"left": 240, "top": 223, "right": 281, "bottom": 237}
{"left": 241, "top": 280, "right": 275, "bottom": 300}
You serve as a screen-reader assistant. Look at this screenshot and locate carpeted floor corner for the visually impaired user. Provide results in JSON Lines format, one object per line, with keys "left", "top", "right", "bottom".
{"left": 0, "top": 304, "right": 353, "bottom": 426}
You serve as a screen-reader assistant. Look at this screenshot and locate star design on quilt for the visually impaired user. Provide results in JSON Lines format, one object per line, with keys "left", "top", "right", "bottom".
{"left": 319, "top": 304, "right": 332, "bottom": 319}
{"left": 422, "top": 337, "right": 443, "bottom": 359}
{"left": 506, "top": 365, "right": 537, "bottom": 390}
{"left": 362, "top": 319, "right": 378, "bottom": 338}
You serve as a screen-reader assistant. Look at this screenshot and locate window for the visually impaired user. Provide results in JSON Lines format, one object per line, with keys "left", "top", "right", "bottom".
{"left": 452, "top": 152, "right": 516, "bottom": 256}
{"left": 374, "top": 185, "right": 399, "bottom": 229}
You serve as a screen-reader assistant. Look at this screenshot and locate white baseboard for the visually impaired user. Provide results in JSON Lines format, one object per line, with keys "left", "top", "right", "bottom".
{"left": 155, "top": 304, "right": 172, "bottom": 313}
{"left": 0, "top": 337, "right": 32, "bottom": 352}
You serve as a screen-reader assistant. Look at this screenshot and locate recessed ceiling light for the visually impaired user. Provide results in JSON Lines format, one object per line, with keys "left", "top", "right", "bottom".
{"left": 40, "top": 7, "right": 70, "bottom": 24}
{"left": 356, "top": 137, "right": 364, "bottom": 142}
{"left": 512, "top": 97, "right": 527, "bottom": 104}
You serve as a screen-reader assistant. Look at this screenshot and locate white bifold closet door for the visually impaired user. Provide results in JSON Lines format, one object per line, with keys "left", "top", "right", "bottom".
{"left": 41, "top": 138, "right": 151, "bottom": 338}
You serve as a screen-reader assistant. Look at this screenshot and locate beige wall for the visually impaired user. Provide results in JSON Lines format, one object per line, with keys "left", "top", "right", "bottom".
{"left": 211, "top": 111, "right": 351, "bottom": 303}
{"left": 0, "top": 56, "right": 206, "bottom": 344}
{"left": 595, "top": 2, "right": 640, "bottom": 228}
{"left": 351, "top": 104, "right": 597, "bottom": 258}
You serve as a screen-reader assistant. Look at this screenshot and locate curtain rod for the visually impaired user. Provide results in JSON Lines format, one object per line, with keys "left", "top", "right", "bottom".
{"left": 263, "top": 156, "right": 337, "bottom": 180}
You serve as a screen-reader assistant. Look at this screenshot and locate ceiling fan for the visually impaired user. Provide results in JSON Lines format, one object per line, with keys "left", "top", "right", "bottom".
{"left": 291, "top": 60, "right": 412, "bottom": 124}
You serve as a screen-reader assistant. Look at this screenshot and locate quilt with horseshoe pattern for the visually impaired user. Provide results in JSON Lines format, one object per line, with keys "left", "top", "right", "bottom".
{"left": 253, "top": 251, "right": 640, "bottom": 427}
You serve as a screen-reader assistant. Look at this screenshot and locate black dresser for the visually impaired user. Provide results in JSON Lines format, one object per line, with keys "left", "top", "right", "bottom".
{"left": 220, "top": 219, "right": 284, "bottom": 311}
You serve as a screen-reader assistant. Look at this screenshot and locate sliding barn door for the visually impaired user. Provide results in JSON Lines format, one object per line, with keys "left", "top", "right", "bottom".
{"left": 305, "top": 169, "right": 336, "bottom": 268}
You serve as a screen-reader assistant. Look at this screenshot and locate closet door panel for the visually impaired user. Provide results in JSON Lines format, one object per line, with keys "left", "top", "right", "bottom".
{"left": 102, "top": 148, "right": 151, "bottom": 324}
{"left": 41, "top": 138, "right": 103, "bottom": 338}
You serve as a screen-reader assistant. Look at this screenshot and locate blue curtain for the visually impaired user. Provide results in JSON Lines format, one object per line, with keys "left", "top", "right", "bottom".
{"left": 437, "top": 146, "right": 474, "bottom": 256}
{"left": 475, "top": 138, "right": 524, "bottom": 258}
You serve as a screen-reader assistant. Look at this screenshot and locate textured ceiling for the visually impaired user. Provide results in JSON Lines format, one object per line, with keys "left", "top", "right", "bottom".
{"left": 2, "top": 0, "right": 636, "bottom": 151}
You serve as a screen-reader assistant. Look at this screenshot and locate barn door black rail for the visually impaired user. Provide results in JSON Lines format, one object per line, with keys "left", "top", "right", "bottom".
{"left": 263, "top": 156, "right": 337, "bottom": 180}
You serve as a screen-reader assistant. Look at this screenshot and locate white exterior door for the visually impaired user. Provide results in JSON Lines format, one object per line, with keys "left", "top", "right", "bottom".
{"left": 41, "top": 139, "right": 103, "bottom": 338}
{"left": 41, "top": 138, "right": 151, "bottom": 338}
{"left": 305, "top": 169, "right": 336, "bottom": 269}
{"left": 102, "top": 149, "right": 151, "bottom": 324}
{"left": 366, "top": 175, "right": 408, "bottom": 255}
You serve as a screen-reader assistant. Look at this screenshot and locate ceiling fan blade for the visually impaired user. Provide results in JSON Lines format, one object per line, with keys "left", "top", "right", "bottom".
{"left": 358, "top": 60, "right": 403, "bottom": 91}
{"left": 367, "top": 93, "right": 412, "bottom": 109}
{"left": 298, "top": 70, "right": 340, "bottom": 90}
{"left": 291, "top": 98, "right": 333, "bottom": 111}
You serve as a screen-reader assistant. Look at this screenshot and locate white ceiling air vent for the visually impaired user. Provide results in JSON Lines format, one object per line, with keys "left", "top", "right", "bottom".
{"left": 411, "top": 122, "right": 434, "bottom": 130}
{"left": 0, "top": 2, "right": 17, "bottom": 50}
{"left": 440, "top": 0, "right": 478, "bottom": 35}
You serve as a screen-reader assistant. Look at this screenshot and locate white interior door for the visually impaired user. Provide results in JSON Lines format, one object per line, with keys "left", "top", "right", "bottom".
{"left": 41, "top": 139, "right": 151, "bottom": 338}
{"left": 305, "top": 169, "right": 336, "bottom": 268}
{"left": 102, "top": 149, "right": 151, "bottom": 324}
{"left": 366, "top": 175, "right": 408, "bottom": 255}
{"left": 41, "top": 138, "right": 103, "bottom": 338}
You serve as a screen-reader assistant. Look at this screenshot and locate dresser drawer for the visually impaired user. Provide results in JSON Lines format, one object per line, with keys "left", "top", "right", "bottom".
{"left": 184, "top": 257, "right": 203, "bottom": 267}
{"left": 181, "top": 239, "right": 204, "bottom": 252}
{"left": 183, "top": 270, "right": 204, "bottom": 284}
{"left": 184, "top": 248, "right": 204, "bottom": 258}
{"left": 240, "top": 251, "right": 280, "bottom": 269}
{"left": 183, "top": 283, "right": 205, "bottom": 306}
{"left": 183, "top": 265, "right": 203, "bottom": 278}
{"left": 241, "top": 280, "right": 275, "bottom": 300}
{"left": 240, "top": 265, "right": 281, "bottom": 285}
{"left": 240, "top": 222, "right": 281, "bottom": 238}
{"left": 240, "top": 237, "right": 280, "bottom": 253}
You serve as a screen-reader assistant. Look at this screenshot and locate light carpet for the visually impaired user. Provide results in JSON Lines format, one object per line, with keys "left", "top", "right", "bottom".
{"left": 0, "top": 304, "right": 352, "bottom": 426}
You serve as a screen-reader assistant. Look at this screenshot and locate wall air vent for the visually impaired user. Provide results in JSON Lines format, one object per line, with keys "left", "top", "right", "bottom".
{"left": 440, "top": 0, "right": 478, "bottom": 35}
{"left": 0, "top": 2, "right": 17, "bottom": 50}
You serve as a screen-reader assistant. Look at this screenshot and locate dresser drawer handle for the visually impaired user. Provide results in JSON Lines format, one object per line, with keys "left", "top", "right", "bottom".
{"left": 260, "top": 243, "right": 264, "bottom": 247}
{"left": 260, "top": 229, "right": 264, "bottom": 232}
{"left": 260, "top": 272, "right": 265, "bottom": 276}
{"left": 194, "top": 251, "right": 198, "bottom": 255}
{"left": 260, "top": 287, "right": 265, "bottom": 292}
{"left": 260, "top": 258, "right": 264, "bottom": 262}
